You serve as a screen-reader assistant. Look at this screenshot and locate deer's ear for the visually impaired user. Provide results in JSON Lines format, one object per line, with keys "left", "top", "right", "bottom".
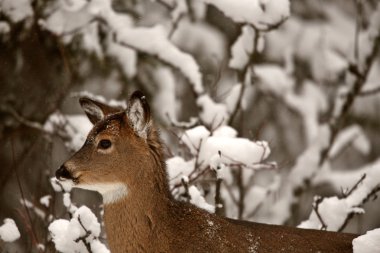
{"left": 79, "top": 97, "right": 117, "bottom": 125}
{"left": 127, "top": 91, "right": 151, "bottom": 139}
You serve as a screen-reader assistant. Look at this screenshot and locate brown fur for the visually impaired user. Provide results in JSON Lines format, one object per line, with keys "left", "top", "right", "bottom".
{"left": 60, "top": 95, "right": 357, "bottom": 253}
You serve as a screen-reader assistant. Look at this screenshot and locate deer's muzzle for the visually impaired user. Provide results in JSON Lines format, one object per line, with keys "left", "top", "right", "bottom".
{"left": 56, "top": 165, "right": 74, "bottom": 181}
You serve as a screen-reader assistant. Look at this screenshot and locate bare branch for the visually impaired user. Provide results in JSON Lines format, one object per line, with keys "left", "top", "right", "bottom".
{"left": 75, "top": 215, "right": 93, "bottom": 253}
{"left": 358, "top": 85, "right": 380, "bottom": 96}
{"left": 312, "top": 197, "right": 327, "bottom": 231}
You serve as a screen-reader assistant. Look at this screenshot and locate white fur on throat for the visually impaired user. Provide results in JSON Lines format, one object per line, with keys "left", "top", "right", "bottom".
{"left": 76, "top": 183, "right": 128, "bottom": 204}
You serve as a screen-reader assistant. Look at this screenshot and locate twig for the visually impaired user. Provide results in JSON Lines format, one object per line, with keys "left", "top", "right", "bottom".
{"left": 343, "top": 174, "right": 366, "bottom": 197}
{"left": 236, "top": 167, "right": 245, "bottom": 219}
{"left": 319, "top": 21, "right": 380, "bottom": 166}
{"left": 213, "top": 151, "right": 223, "bottom": 215}
{"left": 313, "top": 196, "right": 327, "bottom": 230}
{"left": 168, "top": 13, "right": 184, "bottom": 39}
{"left": 11, "top": 135, "right": 42, "bottom": 251}
{"left": 353, "top": 0, "right": 363, "bottom": 64}
{"left": 181, "top": 177, "right": 191, "bottom": 202}
{"left": 214, "top": 177, "right": 223, "bottom": 215}
{"left": 1, "top": 104, "right": 46, "bottom": 131}
{"left": 229, "top": 26, "right": 260, "bottom": 125}
{"left": 75, "top": 215, "right": 93, "bottom": 253}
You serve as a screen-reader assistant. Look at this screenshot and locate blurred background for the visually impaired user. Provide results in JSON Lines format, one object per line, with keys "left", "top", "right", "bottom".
{"left": 1, "top": 0, "right": 380, "bottom": 252}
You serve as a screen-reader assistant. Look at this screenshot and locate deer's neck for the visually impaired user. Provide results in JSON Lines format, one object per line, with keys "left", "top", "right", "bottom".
{"left": 103, "top": 180, "right": 173, "bottom": 252}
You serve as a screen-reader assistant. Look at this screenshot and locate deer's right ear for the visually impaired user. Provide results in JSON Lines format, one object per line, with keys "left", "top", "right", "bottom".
{"left": 79, "top": 97, "right": 107, "bottom": 125}
{"left": 127, "top": 91, "right": 151, "bottom": 139}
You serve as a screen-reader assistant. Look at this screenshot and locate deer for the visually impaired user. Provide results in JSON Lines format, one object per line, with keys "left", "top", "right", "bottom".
{"left": 55, "top": 91, "right": 357, "bottom": 253}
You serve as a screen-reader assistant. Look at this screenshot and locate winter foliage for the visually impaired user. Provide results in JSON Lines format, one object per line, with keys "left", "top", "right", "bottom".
{"left": 1, "top": 0, "right": 380, "bottom": 252}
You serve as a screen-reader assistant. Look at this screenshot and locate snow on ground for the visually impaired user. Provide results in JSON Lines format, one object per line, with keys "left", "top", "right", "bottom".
{"left": 0, "top": 218, "right": 20, "bottom": 242}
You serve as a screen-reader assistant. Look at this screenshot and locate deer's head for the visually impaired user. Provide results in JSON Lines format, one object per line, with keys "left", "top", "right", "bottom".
{"left": 55, "top": 91, "right": 167, "bottom": 204}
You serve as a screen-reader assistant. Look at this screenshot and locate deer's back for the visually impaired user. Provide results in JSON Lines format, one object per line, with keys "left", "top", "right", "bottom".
{"left": 167, "top": 201, "right": 357, "bottom": 253}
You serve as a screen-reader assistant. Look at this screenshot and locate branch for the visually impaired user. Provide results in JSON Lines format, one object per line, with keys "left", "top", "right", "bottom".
{"left": 358, "top": 85, "right": 380, "bottom": 96}
{"left": 75, "top": 215, "right": 93, "bottom": 253}
{"left": 180, "top": 177, "right": 191, "bottom": 202}
{"left": 319, "top": 18, "right": 380, "bottom": 166}
{"left": 228, "top": 25, "right": 261, "bottom": 125}
{"left": 11, "top": 136, "right": 42, "bottom": 252}
{"left": 313, "top": 197, "right": 327, "bottom": 230}
{"left": 343, "top": 174, "right": 366, "bottom": 197}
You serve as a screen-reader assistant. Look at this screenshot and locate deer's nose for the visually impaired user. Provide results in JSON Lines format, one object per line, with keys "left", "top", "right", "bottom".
{"left": 56, "top": 165, "right": 73, "bottom": 180}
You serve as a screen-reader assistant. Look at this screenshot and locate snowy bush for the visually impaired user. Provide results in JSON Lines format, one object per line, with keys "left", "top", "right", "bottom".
{"left": 1, "top": 0, "right": 380, "bottom": 252}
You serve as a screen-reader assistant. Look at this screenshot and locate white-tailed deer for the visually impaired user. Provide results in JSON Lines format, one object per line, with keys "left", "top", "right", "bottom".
{"left": 56, "top": 91, "right": 357, "bottom": 253}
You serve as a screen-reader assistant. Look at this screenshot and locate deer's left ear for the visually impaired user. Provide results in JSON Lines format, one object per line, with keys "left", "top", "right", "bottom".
{"left": 127, "top": 91, "right": 151, "bottom": 139}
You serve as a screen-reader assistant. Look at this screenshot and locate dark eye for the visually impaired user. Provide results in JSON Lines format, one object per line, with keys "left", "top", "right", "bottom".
{"left": 98, "top": 139, "right": 112, "bottom": 149}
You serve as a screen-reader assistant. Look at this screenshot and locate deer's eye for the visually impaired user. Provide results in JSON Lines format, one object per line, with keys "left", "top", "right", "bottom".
{"left": 98, "top": 139, "right": 112, "bottom": 149}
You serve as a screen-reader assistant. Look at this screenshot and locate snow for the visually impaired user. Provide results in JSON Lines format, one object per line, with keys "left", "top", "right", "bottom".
{"left": 105, "top": 15, "right": 137, "bottom": 78}
{"left": 310, "top": 46, "right": 348, "bottom": 82}
{"left": 299, "top": 159, "right": 380, "bottom": 231}
{"left": 0, "top": 21, "right": 10, "bottom": 34}
{"left": 181, "top": 125, "right": 210, "bottom": 154}
{"left": 115, "top": 25, "right": 203, "bottom": 94}
{"left": 49, "top": 206, "right": 108, "bottom": 253}
{"left": 20, "top": 199, "right": 46, "bottom": 220}
{"left": 0, "top": 219, "right": 20, "bottom": 242}
{"left": 107, "top": 37, "right": 137, "bottom": 78}
{"left": 73, "top": 91, "right": 127, "bottom": 109}
{"left": 40, "top": 195, "right": 52, "bottom": 208}
{"left": 91, "top": 239, "right": 111, "bottom": 253}
{"left": 329, "top": 125, "right": 371, "bottom": 158}
{"left": 353, "top": 228, "right": 380, "bottom": 253}
{"left": 209, "top": 153, "right": 222, "bottom": 171}
{"left": 63, "top": 192, "right": 72, "bottom": 208}
{"left": 181, "top": 125, "right": 270, "bottom": 169}
{"left": 284, "top": 81, "right": 328, "bottom": 145}
{"left": 40, "top": 0, "right": 203, "bottom": 92}
{"left": 166, "top": 156, "right": 195, "bottom": 186}
{"left": 151, "top": 66, "right": 177, "bottom": 122}
{"left": 200, "top": 0, "right": 290, "bottom": 29}
{"left": 224, "top": 84, "right": 245, "bottom": 113}
{"left": 213, "top": 125, "right": 237, "bottom": 138}
{"left": 44, "top": 112, "right": 93, "bottom": 151}
{"left": 39, "top": 6, "right": 93, "bottom": 37}
{"left": 85, "top": 0, "right": 203, "bottom": 94}
{"left": 254, "top": 64, "right": 294, "bottom": 96}
{"left": 171, "top": 19, "right": 227, "bottom": 62}
{"left": 0, "top": 0, "right": 33, "bottom": 23}
{"left": 171, "top": 0, "right": 187, "bottom": 21}
{"left": 60, "top": 0, "right": 87, "bottom": 12}
{"left": 196, "top": 95, "right": 229, "bottom": 129}
{"left": 81, "top": 23, "right": 103, "bottom": 58}
{"left": 188, "top": 185, "right": 215, "bottom": 213}
{"left": 229, "top": 25, "right": 255, "bottom": 70}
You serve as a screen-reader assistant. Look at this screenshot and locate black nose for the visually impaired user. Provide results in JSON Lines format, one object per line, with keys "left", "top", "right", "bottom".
{"left": 56, "top": 165, "right": 73, "bottom": 180}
